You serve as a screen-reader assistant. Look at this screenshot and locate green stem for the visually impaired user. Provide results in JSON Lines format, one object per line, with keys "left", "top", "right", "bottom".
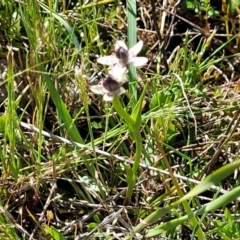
{"left": 132, "top": 130, "right": 142, "bottom": 174}
{"left": 124, "top": 128, "right": 142, "bottom": 205}
{"left": 112, "top": 94, "right": 143, "bottom": 204}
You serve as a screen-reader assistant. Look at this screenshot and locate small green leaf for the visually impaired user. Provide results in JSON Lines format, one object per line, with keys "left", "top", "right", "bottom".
{"left": 0, "top": 114, "right": 6, "bottom": 134}
{"left": 150, "top": 90, "right": 172, "bottom": 109}
{"left": 45, "top": 225, "right": 67, "bottom": 240}
{"left": 88, "top": 222, "right": 98, "bottom": 231}
{"left": 92, "top": 121, "right": 103, "bottom": 129}
{"left": 93, "top": 214, "right": 101, "bottom": 224}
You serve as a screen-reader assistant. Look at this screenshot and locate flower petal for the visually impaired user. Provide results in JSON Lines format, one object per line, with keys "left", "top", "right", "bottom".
{"left": 118, "top": 87, "right": 126, "bottom": 95}
{"left": 103, "top": 93, "right": 114, "bottom": 102}
{"left": 90, "top": 85, "right": 103, "bottom": 95}
{"left": 115, "top": 41, "right": 128, "bottom": 52}
{"left": 128, "top": 57, "right": 148, "bottom": 67}
{"left": 109, "top": 65, "right": 127, "bottom": 84}
{"left": 129, "top": 40, "right": 144, "bottom": 57}
{"left": 97, "top": 55, "right": 119, "bottom": 65}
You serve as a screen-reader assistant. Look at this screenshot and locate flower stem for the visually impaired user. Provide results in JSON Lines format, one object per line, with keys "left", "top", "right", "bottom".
{"left": 124, "top": 128, "right": 142, "bottom": 205}
{"left": 112, "top": 94, "right": 143, "bottom": 205}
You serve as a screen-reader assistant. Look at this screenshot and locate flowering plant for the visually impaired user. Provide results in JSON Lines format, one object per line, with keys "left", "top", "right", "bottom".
{"left": 89, "top": 39, "right": 149, "bottom": 206}
{"left": 90, "top": 40, "right": 148, "bottom": 101}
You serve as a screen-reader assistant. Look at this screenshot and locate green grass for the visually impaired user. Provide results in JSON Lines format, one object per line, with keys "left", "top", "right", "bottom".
{"left": 0, "top": 0, "right": 240, "bottom": 239}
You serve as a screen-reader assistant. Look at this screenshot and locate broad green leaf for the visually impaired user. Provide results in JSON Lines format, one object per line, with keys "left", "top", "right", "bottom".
{"left": 131, "top": 81, "right": 149, "bottom": 128}
{"left": 226, "top": 0, "right": 240, "bottom": 14}
{"left": 147, "top": 185, "right": 240, "bottom": 237}
{"left": 127, "top": 0, "right": 137, "bottom": 100}
{"left": 180, "top": 159, "right": 240, "bottom": 202}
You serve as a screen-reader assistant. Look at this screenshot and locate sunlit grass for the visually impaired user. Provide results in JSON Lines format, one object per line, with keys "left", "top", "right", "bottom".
{"left": 0, "top": 0, "right": 240, "bottom": 239}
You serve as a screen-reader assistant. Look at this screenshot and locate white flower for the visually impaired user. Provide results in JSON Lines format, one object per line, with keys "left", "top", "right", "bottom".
{"left": 90, "top": 75, "right": 126, "bottom": 102}
{"left": 97, "top": 40, "right": 148, "bottom": 67}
